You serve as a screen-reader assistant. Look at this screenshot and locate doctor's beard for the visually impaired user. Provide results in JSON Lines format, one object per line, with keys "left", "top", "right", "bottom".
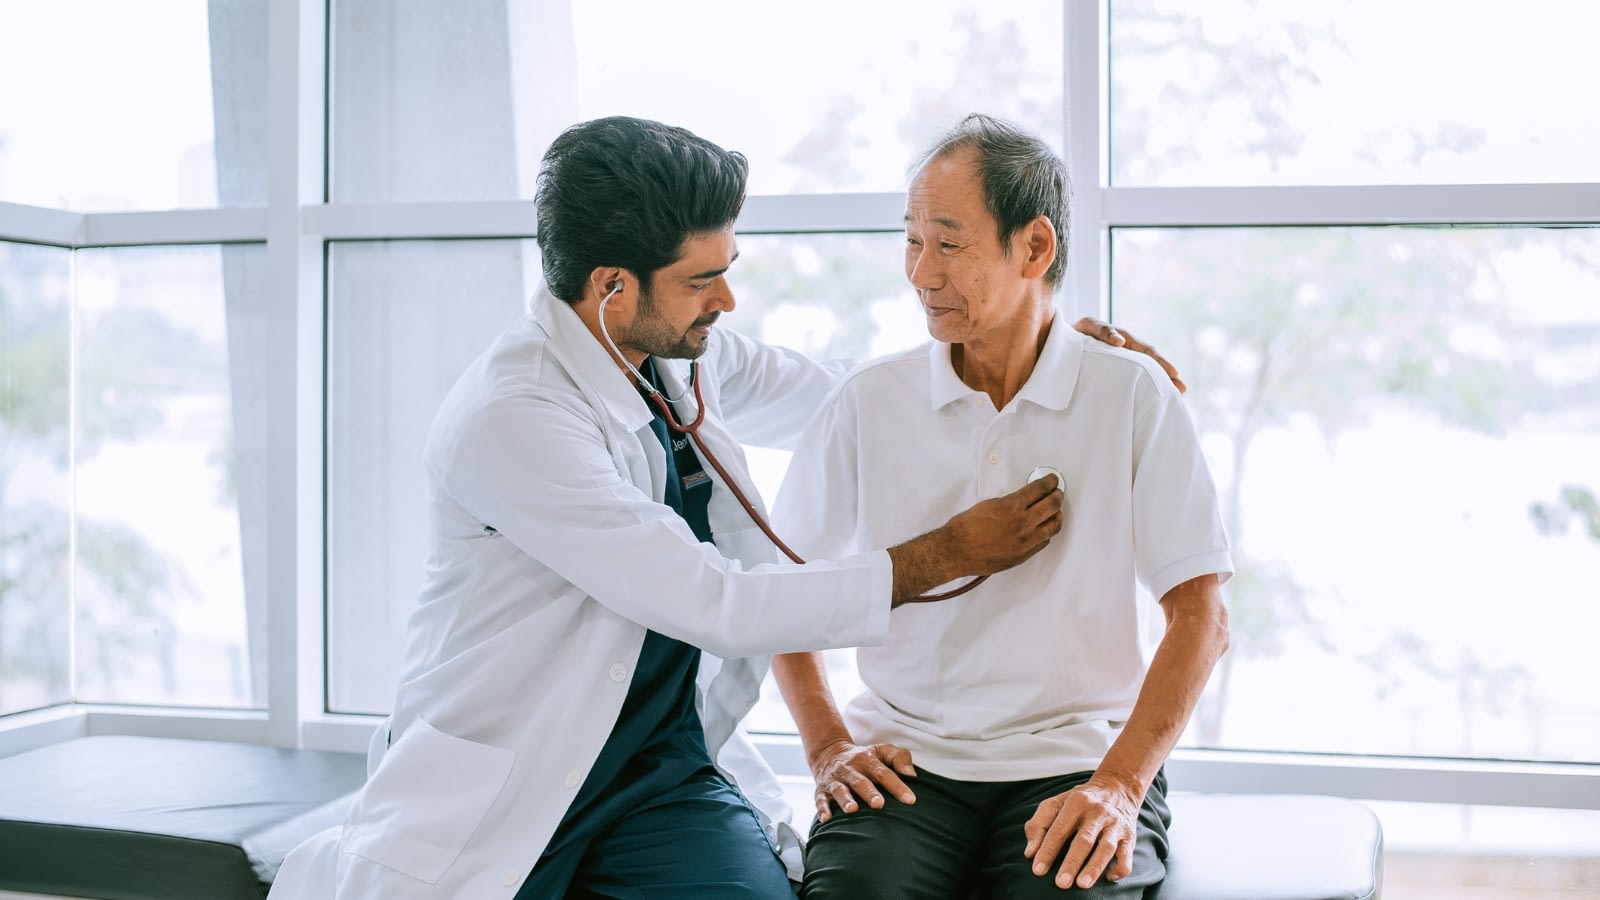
{"left": 622, "top": 285, "right": 720, "bottom": 360}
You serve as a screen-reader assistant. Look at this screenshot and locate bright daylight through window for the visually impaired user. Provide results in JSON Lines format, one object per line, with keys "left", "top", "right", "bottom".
{"left": 0, "top": 0, "right": 269, "bottom": 715}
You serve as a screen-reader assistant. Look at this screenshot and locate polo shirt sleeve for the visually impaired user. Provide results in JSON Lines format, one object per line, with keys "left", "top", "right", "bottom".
{"left": 1131, "top": 375, "right": 1235, "bottom": 603}
{"left": 769, "top": 380, "right": 865, "bottom": 561}
{"left": 705, "top": 327, "right": 853, "bottom": 451}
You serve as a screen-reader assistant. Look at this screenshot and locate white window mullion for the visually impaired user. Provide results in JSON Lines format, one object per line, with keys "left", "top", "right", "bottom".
{"left": 78, "top": 208, "right": 269, "bottom": 247}
{"left": 1103, "top": 183, "right": 1600, "bottom": 228}
{"left": 263, "top": 0, "right": 328, "bottom": 750}
{"left": 1167, "top": 750, "right": 1600, "bottom": 812}
{"left": 0, "top": 201, "right": 82, "bottom": 247}
{"left": 1064, "top": 0, "right": 1106, "bottom": 322}
{"left": 735, "top": 193, "right": 905, "bottom": 235}
{"left": 304, "top": 195, "right": 915, "bottom": 242}
{"left": 305, "top": 200, "right": 536, "bottom": 240}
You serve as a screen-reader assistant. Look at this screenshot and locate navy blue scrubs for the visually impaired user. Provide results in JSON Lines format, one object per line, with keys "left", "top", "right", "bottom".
{"left": 517, "top": 360, "right": 794, "bottom": 899}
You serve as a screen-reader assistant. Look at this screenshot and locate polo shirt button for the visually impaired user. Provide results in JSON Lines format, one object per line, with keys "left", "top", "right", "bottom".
{"left": 608, "top": 663, "right": 627, "bottom": 682}
{"left": 987, "top": 453, "right": 999, "bottom": 464}
{"left": 502, "top": 871, "right": 521, "bottom": 887}
{"left": 564, "top": 769, "right": 582, "bottom": 788}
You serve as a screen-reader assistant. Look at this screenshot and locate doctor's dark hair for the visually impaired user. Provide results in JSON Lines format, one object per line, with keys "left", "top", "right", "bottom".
{"left": 912, "top": 113, "right": 1071, "bottom": 287}
{"left": 535, "top": 116, "right": 750, "bottom": 303}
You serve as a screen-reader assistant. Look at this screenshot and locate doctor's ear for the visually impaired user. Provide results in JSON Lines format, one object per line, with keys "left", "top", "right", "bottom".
{"left": 588, "top": 270, "right": 629, "bottom": 303}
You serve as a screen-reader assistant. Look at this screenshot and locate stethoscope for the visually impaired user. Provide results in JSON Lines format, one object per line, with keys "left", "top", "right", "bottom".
{"left": 597, "top": 281, "right": 1063, "bottom": 603}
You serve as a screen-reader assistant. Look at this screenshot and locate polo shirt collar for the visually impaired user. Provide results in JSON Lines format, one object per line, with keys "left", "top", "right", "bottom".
{"left": 926, "top": 308, "right": 1084, "bottom": 413}
{"left": 532, "top": 282, "right": 655, "bottom": 433}
{"left": 927, "top": 342, "right": 976, "bottom": 411}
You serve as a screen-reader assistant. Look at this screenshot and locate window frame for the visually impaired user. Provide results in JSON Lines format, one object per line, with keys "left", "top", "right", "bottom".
{"left": 0, "top": 0, "right": 1596, "bottom": 815}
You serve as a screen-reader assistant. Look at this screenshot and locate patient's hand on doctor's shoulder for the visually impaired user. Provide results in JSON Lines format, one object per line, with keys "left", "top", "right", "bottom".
{"left": 886, "top": 476, "right": 1063, "bottom": 604}
{"left": 808, "top": 739, "right": 918, "bottom": 824}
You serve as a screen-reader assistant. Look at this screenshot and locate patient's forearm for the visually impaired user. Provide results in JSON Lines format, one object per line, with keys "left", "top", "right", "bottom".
{"left": 772, "top": 651, "right": 854, "bottom": 767}
{"left": 1095, "top": 575, "right": 1229, "bottom": 802}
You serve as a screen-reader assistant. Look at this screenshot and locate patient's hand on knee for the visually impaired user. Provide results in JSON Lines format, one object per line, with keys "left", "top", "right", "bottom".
{"left": 1022, "top": 776, "right": 1141, "bottom": 890}
{"left": 808, "top": 740, "right": 918, "bottom": 823}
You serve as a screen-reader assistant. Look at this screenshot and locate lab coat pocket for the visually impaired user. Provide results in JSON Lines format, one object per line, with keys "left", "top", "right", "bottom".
{"left": 343, "top": 717, "right": 516, "bottom": 884}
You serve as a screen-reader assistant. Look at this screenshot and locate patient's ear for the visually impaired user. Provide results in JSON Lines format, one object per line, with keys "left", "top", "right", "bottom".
{"left": 1017, "top": 215, "right": 1056, "bottom": 280}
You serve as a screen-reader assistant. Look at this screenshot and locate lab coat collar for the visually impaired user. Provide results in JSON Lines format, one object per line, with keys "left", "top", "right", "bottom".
{"left": 926, "top": 307, "right": 1084, "bottom": 412}
{"left": 532, "top": 283, "right": 655, "bottom": 433}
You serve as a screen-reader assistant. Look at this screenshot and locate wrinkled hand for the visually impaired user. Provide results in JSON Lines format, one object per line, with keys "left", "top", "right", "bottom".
{"left": 1072, "top": 317, "right": 1187, "bottom": 394}
{"left": 943, "top": 474, "right": 1064, "bottom": 576}
{"left": 810, "top": 740, "right": 918, "bottom": 824}
{"left": 1022, "top": 777, "right": 1142, "bottom": 890}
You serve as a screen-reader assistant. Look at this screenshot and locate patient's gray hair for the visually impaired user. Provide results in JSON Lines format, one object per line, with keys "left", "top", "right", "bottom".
{"left": 912, "top": 113, "right": 1071, "bottom": 287}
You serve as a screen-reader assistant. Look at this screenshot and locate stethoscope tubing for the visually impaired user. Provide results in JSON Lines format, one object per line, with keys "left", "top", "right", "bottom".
{"left": 598, "top": 284, "right": 983, "bottom": 603}
{"left": 641, "top": 372, "right": 986, "bottom": 604}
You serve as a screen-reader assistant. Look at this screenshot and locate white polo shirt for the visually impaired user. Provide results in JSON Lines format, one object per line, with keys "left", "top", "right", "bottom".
{"left": 771, "top": 316, "right": 1233, "bottom": 782}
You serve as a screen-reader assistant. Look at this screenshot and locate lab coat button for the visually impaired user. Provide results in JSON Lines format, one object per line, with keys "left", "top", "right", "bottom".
{"left": 608, "top": 663, "right": 627, "bottom": 683}
{"left": 502, "top": 871, "right": 521, "bottom": 887}
{"left": 564, "top": 769, "right": 582, "bottom": 788}
{"left": 988, "top": 453, "right": 999, "bottom": 464}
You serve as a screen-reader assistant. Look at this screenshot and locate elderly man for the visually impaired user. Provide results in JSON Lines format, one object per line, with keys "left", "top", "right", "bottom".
{"left": 772, "top": 113, "right": 1232, "bottom": 898}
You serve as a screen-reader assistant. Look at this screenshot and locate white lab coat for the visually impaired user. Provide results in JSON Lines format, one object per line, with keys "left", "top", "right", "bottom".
{"left": 269, "top": 286, "right": 892, "bottom": 899}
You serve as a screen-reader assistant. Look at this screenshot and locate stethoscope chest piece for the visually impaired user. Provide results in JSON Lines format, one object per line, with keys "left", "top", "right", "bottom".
{"left": 1028, "top": 465, "right": 1065, "bottom": 490}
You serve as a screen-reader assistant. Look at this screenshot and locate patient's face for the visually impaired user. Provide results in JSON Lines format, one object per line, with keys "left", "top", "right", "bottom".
{"left": 903, "top": 145, "right": 1035, "bottom": 348}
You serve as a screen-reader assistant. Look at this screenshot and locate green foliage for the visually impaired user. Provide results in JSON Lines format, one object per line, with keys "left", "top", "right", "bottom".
{"left": 1529, "top": 485, "right": 1600, "bottom": 542}
{"left": 0, "top": 313, "right": 71, "bottom": 448}
{"left": 1118, "top": 227, "right": 1543, "bottom": 449}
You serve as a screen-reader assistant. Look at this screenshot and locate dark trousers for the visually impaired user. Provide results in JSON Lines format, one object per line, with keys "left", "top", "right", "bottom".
{"left": 520, "top": 768, "right": 796, "bottom": 899}
{"left": 801, "top": 768, "right": 1170, "bottom": 900}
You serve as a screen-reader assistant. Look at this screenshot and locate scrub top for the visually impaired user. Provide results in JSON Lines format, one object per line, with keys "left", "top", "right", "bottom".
{"left": 516, "top": 359, "right": 719, "bottom": 896}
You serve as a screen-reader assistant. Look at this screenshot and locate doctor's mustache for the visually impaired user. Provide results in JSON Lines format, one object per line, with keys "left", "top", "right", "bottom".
{"left": 693, "top": 312, "right": 721, "bottom": 329}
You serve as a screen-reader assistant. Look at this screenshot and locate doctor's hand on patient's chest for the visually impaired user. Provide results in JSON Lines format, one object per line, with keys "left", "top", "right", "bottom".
{"left": 808, "top": 739, "right": 918, "bottom": 824}
{"left": 888, "top": 476, "right": 1063, "bottom": 604}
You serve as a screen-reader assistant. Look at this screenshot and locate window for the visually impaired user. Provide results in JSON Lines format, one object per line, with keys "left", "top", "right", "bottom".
{"left": 0, "top": 0, "right": 269, "bottom": 210}
{"left": 1099, "top": 0, "right": 1600, "bottom": 768}
{"left": 74, "top": 245, "right": 266, "bottom": 707}
{"left": 1112, "top": 226, "right": 1600, "bottom": 762}
{"left": 325, "top": 239, "right": 537, "bottom": 713}
{"left": 0, "top": 0, "right": 269, "bottom": 715}
{"left": 0, "top": 242, "right": 73, "bottom": 715}
{"left": 329, "top": 0, "right": 1063, "bottom": 202}
{"left": 1109, "top": 0, "right": 1600, "bottom": 186}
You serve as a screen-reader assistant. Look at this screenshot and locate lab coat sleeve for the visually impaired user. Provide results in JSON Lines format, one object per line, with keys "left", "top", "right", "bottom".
{"left": 707, "top": 326, "right": 853, "bottom": 451}
{"left": 769, "top": 378, "right": 866, "bottom": 561}
{"left": 430, "top": 382, "right": 891, "bottom": 660}
{"left": 1129, "top": 371, "right": 1234, "bottom": 602}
